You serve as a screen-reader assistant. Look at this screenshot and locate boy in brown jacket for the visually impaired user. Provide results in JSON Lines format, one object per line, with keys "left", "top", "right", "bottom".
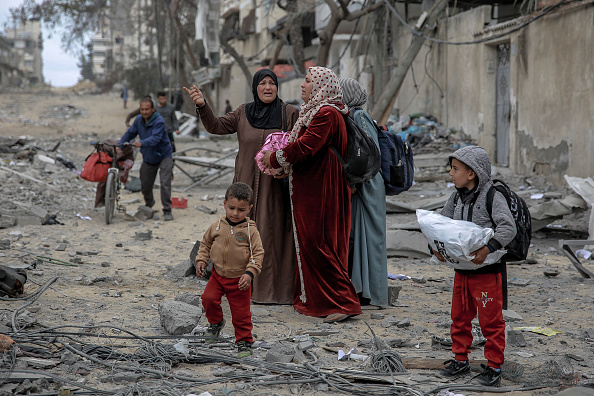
{"left": 196, "top": 182, "right": 264, "bottom": 358}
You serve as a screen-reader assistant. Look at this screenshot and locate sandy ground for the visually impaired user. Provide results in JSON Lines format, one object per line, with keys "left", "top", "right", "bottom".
{"left": 0, "top": 86, "right": 593, "bottom": 396}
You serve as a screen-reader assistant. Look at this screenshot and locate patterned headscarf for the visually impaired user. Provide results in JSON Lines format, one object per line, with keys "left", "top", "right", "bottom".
{"left": 339, "top": 77, "right": 368, "bottom": 112}
{"left": 288, "top": 67, "right": 348, "bottom": 143}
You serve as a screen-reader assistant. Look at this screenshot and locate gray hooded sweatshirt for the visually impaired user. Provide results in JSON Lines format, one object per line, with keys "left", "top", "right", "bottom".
{"left": 440, "top": 146, "right": 516, "bottom": 274}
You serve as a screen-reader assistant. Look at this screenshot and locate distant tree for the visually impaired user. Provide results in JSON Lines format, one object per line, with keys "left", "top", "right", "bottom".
{"left": 77, "top": 42, "right": 94, "bottom": 81}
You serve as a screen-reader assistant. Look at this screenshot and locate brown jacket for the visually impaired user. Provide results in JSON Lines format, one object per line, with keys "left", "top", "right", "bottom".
{"left": 196, "top": 216, "right": 264, "bottom": 278}
{"left": 197, "top": 101, "right": 299, "bottom": 303}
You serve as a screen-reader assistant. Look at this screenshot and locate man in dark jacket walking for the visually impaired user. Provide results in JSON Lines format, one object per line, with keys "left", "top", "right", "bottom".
{"left": 119, "top": 97, "right": 175, "bottom": 221}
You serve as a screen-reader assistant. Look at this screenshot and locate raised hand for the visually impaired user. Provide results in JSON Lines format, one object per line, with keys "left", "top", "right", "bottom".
{"left": 183, "top": 85, "right": 206, "bottom": 107}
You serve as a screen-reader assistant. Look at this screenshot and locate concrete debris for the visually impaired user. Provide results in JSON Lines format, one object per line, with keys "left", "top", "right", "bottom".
{"left": 388, "top": 285, "right": 402, "bottom": 306}
{"left": 502, "top": 309, "right": 524, "bottom": 322}
{"left": 265, "top": 341, "right": 295, "bottom": 363}
{"left": 134, "top": 230, "right": 152, "bottom": 241}
{"left": 158, "top": 300, "right": 202, "bottom": 335}
{"left": 174, "top": 293, "right": 201, "bottom": 307}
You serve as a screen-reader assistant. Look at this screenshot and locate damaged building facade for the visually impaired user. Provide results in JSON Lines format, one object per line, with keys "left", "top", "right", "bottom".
{"left": 395, "top": 1, "right": 593, "bottom": 184}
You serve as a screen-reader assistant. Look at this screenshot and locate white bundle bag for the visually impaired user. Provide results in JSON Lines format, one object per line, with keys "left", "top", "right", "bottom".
{"left": 416, "top": 209, "right": 506, "bottom": 270}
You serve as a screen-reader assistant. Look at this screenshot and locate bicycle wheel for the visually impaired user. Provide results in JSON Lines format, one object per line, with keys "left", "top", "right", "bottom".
{"left": 105, "top": 171, "right": 117, "bottom": 224}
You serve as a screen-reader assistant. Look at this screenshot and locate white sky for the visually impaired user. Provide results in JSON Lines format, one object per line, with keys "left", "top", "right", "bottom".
{"left": 1, "top": 0, "right": 81, "bottom": 87}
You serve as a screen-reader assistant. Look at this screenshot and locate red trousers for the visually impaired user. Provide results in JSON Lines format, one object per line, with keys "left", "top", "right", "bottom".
{"left": 201, "top": 269, "right": 253, "bottom": 343}
{"left": 450, "top": 272, "right": 505, "bottom": 368}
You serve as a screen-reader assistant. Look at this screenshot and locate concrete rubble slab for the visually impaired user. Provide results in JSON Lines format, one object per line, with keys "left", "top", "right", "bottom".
{"left": 386, "top": 230, "right": 431, "bottom": 258}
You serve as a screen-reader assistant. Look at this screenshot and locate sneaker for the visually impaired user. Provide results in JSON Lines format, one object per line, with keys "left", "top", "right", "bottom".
{"left": 163, "top": 211, "right": 174, "bottom": 221}
{"left": 237, "top": 341, "right": 252, "bottom": 358}
{"left": 204, "top": 319, "right": 225, "bottom": 343}
{"left": 440, "top": 359, "right": 470, "bottom": 377}
{"left": 472, "top": 364, "right": 501, "bottom": 387}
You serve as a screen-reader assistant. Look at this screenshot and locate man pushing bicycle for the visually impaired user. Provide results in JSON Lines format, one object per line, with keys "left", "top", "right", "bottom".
{"left": 119, "top": 97, "right": 175, "bottom": 221}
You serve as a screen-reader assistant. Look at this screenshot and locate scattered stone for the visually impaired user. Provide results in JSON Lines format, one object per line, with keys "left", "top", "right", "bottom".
{"left": 69, "top": 257, "right": 83, "bottom": 264}
{"left": 135, "top": 230, "right": 152, "bottom": 241}
{"left": 502, "top": 310, "right": 523, "bottom": 322}
{"left": 265, "top": 341, "right": 295, "bottom": 363}
{"left": 100, "top": 262, "right": 111, "bottom": 267}
{"left": 381, "top": 316, "right": 399, "bottom": 328}
{"left": 158, "top": 300, "right": 202, "bottom": 335}
{"left": 544, "top": 268, "right": 560, "bottom": 277}
{"left": 21, "top": 357, "right": 60, "bottom": 369}
{"left": 0, "top": 240, "right": 10, "bottom": 250}
{"left": 411, "top": 276, "right": 427, "bottom": 284}
{"left": 174, "top": 293, "right": 201, "bottom": 307}
{"left": 370, "top": 312, "right": 385, "bottom": 320}
{"left": 165, "top": 260, "right": 195, "bottom": 281}
{"left": 388, "top": 285, "right": 402, "bottom": 305}
{"left": 55, "top": 243, "right": 68, "bottom": 251}
{"left": 397, "top": 318, "right": 411, "bottom": 328}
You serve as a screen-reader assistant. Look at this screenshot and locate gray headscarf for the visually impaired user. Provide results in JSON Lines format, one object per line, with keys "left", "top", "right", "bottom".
{"left": 339, "top": 77, "right": 368, "bottom": 112}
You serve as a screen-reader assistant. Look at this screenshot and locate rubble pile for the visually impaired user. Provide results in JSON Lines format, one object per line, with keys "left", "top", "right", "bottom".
{"left": 388, "top": 112, "right": 475, "bottom": 154}
{"left": 0, "top": 135, "right": 97, "bottom": 228}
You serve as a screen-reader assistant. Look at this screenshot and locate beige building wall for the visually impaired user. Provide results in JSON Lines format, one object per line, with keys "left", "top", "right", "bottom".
{"left": 395, "top": 3, "right": 594, "bottom": 183}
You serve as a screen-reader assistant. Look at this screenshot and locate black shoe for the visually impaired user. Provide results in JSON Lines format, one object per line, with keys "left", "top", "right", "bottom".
{"left": 237, "top": 341, "right": 252, "bottom": 358}
{"left": 472, "top": 364, "right": 502, "bottom": 387}
{"left": 440, "top": 359, "right": 470, "bottom": 377}
{"left": 204, "top": 319, "right": 225, "bottom": 343}
{"left": 163, "top": 210, "right": 174, "bottom": 221}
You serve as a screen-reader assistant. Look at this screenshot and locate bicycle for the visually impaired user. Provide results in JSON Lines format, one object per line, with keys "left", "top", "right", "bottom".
{"left": 90, "top": 141, "right": 133, "bottom": 224}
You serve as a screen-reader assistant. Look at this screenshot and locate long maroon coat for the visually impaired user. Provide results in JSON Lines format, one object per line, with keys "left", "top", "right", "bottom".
{"left": 198, "top": 102, "right": 299, "bottom": 304}
{"left": 271, "top": 106, "right": 362, "bottom": 317}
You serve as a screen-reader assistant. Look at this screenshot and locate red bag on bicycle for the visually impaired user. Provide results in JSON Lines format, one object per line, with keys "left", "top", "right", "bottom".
{"left": 81, "top": 151, "right": 112, "bottom": 182}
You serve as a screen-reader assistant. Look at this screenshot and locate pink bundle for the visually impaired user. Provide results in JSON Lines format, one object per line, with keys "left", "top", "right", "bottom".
{"left": 255, "top": 131, "right": 290, "bottom": 175}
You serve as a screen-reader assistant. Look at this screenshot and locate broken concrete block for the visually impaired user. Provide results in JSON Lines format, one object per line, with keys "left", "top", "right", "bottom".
{"left": 381, "top": 316, "right": 398, "bottom": 328}
{"left": 15, "top": 216, "right": 42, "bottom": 226}
{"left": 0, "top": 215, "right": 16, "bottom": 228}
{"left": 502, "top": 309, "right": 523, "bottom": 322}
{"left": 388, "top": 285, "right": 402, "bottom": 305}
{"left": 396, "top": 318, "right": 411, "bottom": 328}
{"left": 55, "top": 243, "right": 68, "bottom": 251}
{"left": 158, "top": 300, "right": 202, "bottom": 335}
{"left": 30, "top": 206, "right": 49, "bottom": 223}
{"left": 134, "top": 230, "right": 152, "bottom": 241}
{"left": 175, "top": 293, "right": 201, "bottom": 307}
{"left": 165, "top": 260, "right": 195, "bottom": 281}
{"left": 265, "top": 341, "right": 295, "bottom": 363}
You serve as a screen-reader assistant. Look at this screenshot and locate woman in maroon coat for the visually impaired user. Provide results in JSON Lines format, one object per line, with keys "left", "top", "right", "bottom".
{"left": 261, "top": 67, "right": 361, "bottom": 323}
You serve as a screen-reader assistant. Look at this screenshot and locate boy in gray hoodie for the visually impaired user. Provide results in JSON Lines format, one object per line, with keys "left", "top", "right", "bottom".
{"left": 433, "top": 146, "right": 516, "bottom": 386}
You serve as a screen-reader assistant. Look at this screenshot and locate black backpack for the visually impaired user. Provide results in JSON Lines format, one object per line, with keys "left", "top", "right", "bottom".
{"left": 376, "top": 124, "right": 414, "bottom": 195}
{"left": 330, "top": 112, "right": 381, "bottom": 187}
{"left": 486, "top": 179, "right": 532, "bottom": 261}
{"left": 454, "top": 179, "right": 532, "bottom": 261}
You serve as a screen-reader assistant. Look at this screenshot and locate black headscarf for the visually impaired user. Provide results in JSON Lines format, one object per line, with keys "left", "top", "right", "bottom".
{"left": 245, "top": 69, "right": 283, "bottom": 130}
